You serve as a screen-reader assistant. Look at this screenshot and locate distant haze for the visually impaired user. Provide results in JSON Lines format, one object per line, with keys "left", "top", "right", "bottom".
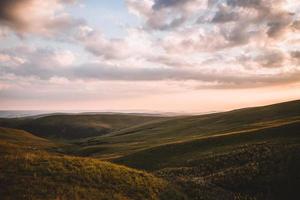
{"left": 0, "top": 110, "right": 214, "bottom": 118}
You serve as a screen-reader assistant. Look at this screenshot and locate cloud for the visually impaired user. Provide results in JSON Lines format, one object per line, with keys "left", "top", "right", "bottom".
{"left": 266, "top": 11, "right": 294, "bottom": 38}
{"left": 0, "top": 53, "right": 26, "bottom": 66}
{"left": 291, "top": 51, "right": 300, "bottom": 64}
{"left": 291, "top": 51, "right": 300, "bottom": 59}
{"left": 0, "top": 0, "right": 85, "bottom": 37}
{"left": 1, "top": 45, "right": 300, "bottom": 89}
{"left": 226, "top": 0, "right": 264, "bottom": 8}
{"left": 152, "top": 0, "right": 192, "bottom": 10}
{"left": 126, "top": 0, "right": 299, "bottom": 54}
{"left": 0, "top": 0, "right": 300, "bottom": 97}
{"left": 52, "top": 50, "right": 75, "bottom": 67}
{"left": 255, "top": 49, "right": 287, "bottom": 68}
{"left": 236, "top": 47, "right": 296, "bottom": 69}
{"left": 0, "top": 47, "right": 76, "bottom": 79}
{"left": 211, "top": 4, "right": 239, "bottom": 23}
{"left": 226, "top": 0, "right": 295, "bottom": 39}
{"left": 76, "top": 27, "right": 156, "bottom": 61}
{"left": 81, "top": 30, "right": 130, "bottom": 60}
{"left": 292, "top": 21, "right": 300, "bottom": 30}
{"left": 124, "top": 0, "right": 300, "bottom": 72}
{"left": 126, "top": 0, "right": 206, "bottom": 30}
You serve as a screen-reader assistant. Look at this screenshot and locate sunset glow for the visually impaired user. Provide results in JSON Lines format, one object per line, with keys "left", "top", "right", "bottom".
{"left": 1, "top": 0, "right": 300, "bottom": 112}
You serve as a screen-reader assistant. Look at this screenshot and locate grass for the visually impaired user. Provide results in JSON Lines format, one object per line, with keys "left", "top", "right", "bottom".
{"left": 0, "top": 127, "right": 185, "bottom": 200}
{"left": 1, "top": 99, "right": 300, "bottom": 199}
{"left": 70, "top": 100, "right": 300, "bottom": 159}
{"left": 155, "top": 142, "right": 300, "bottom": 200}
{"left": 0, "top": 114, "right": 167, "bottom": 139}
{"left": 113, "top": 120, "right": 300, "bottom": 170}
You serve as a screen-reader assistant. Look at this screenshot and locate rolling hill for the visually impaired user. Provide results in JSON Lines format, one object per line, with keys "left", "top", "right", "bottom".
{"left": 114, "top": 121, "right": 300, "bottom": 170}
{"left": 0, "top": 100, "right": 299, "bottom": 199}
{"left": 0, "top": 127, "right": 184, "bottom": 200}
{"left": 71, "top": 100, "right": 300, "bottom": 159}
{"left": 0, "top": 114, "right": 168, "bottom": 139}
{"left": 72, "top": 100, "right": 300, "bottom": 199}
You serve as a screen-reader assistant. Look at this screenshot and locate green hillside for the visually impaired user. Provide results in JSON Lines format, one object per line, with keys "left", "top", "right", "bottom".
{"left": 0, "top": 114, "right": 167, "bottom": 139}
{"left": 155, "top": 141, "right": 300, "bottom": 200}
{"left": 114, "top": 121, "right": 300, "bottom": 170}
{"left": 71, "top": 100, "right": 300, "bottom": 199}
{"left": 111, "top": 120, "right": 300, "bottom": 199}
{"left": 1, "top": 100, "right": 300, "bottom": 199}
{"left": 0, "top": 127, "right": 184, "bottom": 200}
{"left": 73, "top": 100, "right": 300, "bottom": 159}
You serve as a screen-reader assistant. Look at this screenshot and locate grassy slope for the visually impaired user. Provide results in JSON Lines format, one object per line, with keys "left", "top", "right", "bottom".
{"left": 70, "top": 100, "right": 300, "bottom": 199}
{"left": 0, "top": 127, "right": 184, "bottom": 200}
{"left": 0, "top": 114, "right": 167, "bottom": 139}
{"left": 112, "top": 121, "right": 300, "bottom": 199}
{"left": 156, "top": 141, "right": 300, "bottom": 200}
{"left": 74, "top": 100, "right": 300, "bottom": 158}
{"left": 114, "top": 121, "right": 300, "bottom": 170}
{"left": 1, "top": 100, "right": 300, "bottom": 199}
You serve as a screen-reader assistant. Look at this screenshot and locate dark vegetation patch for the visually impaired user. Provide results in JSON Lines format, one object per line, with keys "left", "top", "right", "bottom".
{"left": 114, "top": 121, "right": 300, "bottom": 170}
{"left": 156, "top": 143, "right": 300, "bottom": 199}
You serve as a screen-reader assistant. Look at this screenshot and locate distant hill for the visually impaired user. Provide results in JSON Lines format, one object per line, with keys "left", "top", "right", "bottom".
{"left": 0, "top": 114, "right": 168, "bottom": 139}
{"left": 72, "top": 100, "right": 300, "bottom": 158}
{"left": 0, "top": 127, "right": 184, "bottom": 200}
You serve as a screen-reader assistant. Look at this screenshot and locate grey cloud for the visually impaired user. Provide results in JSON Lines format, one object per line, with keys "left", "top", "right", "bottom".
{"left": 159, "top": 16, "right": 187, "bottom": 30}
{"left": 267, "top": 21, "right": 287, "bottom": 38}
{"left": 0, "top": 47, "right": 73, "bottom": 79}
{"left": 291, "top": 51, "right": 300, "bottom": 64}
{"left": 197, "top": 0, "right": 297, "bottom": 51}
{"left": 226, "top": 0, "right": 294, "bottom": 39}
{"left": 227, "top": 0, "right": 264, "bottom": 9}
{"left": 152, "top": 0, "right": 192, "bottom": 10}
{"left": 42, "top": 62, "right": 300, "bottom": 88}
{"left": 0, "top": 0, "right": 28, "bottom": 30}
{"left": 211, "top": 5, "right": 239, "bottom": 23}
{"left": 130, "top": 0, "right": 299, "bottom": 55}
{"left": 291, "top": 51, "right": 300, "bottom": 59}
{"left": 292, "top": 20, "right": 300, "bottom": 30}
{"left": 255, "top": 50, "right": 286, "bottom": 68}
{"left": 198, "top": 71, "right": 300, "bottom": 89}
{"left": 85, "top": 39, "right": 128, "bottom": 60}
{"left": 127, "top": 0, "right": 203, "bottom": 31}
{"left": 266, "top": 12, "right": 294, "bottom": 38}
{"left": 77, "top": 29, "right": 135, "bottom": 60}
{"left": 1, "top": 49, "right": 300, "bottom": 89}
{"left": 147, "top": 55, "right": 196, "bottom": 68}
{"left": 238, "top": 49, "right": 287, "bottom": 68}
{"left": 145, "top": 11, "right": 188, "bottom": 30}
{"left": 221, "top": 23, "right": 254, "bottom": 46}
{"left": 0, "top": 0, "right": 84, "bottom": 36}
{"left": 212, "top": 11, "right": 239, "bottom": 23}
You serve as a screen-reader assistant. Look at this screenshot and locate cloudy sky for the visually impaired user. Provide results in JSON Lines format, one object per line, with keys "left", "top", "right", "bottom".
{"left": 0, "top": 0, "right": 300, "bottom": 112}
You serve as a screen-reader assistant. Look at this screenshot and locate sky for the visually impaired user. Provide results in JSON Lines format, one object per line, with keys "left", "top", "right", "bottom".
{"left": 0, "top": 0, "right": 300, "bottom": 112}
